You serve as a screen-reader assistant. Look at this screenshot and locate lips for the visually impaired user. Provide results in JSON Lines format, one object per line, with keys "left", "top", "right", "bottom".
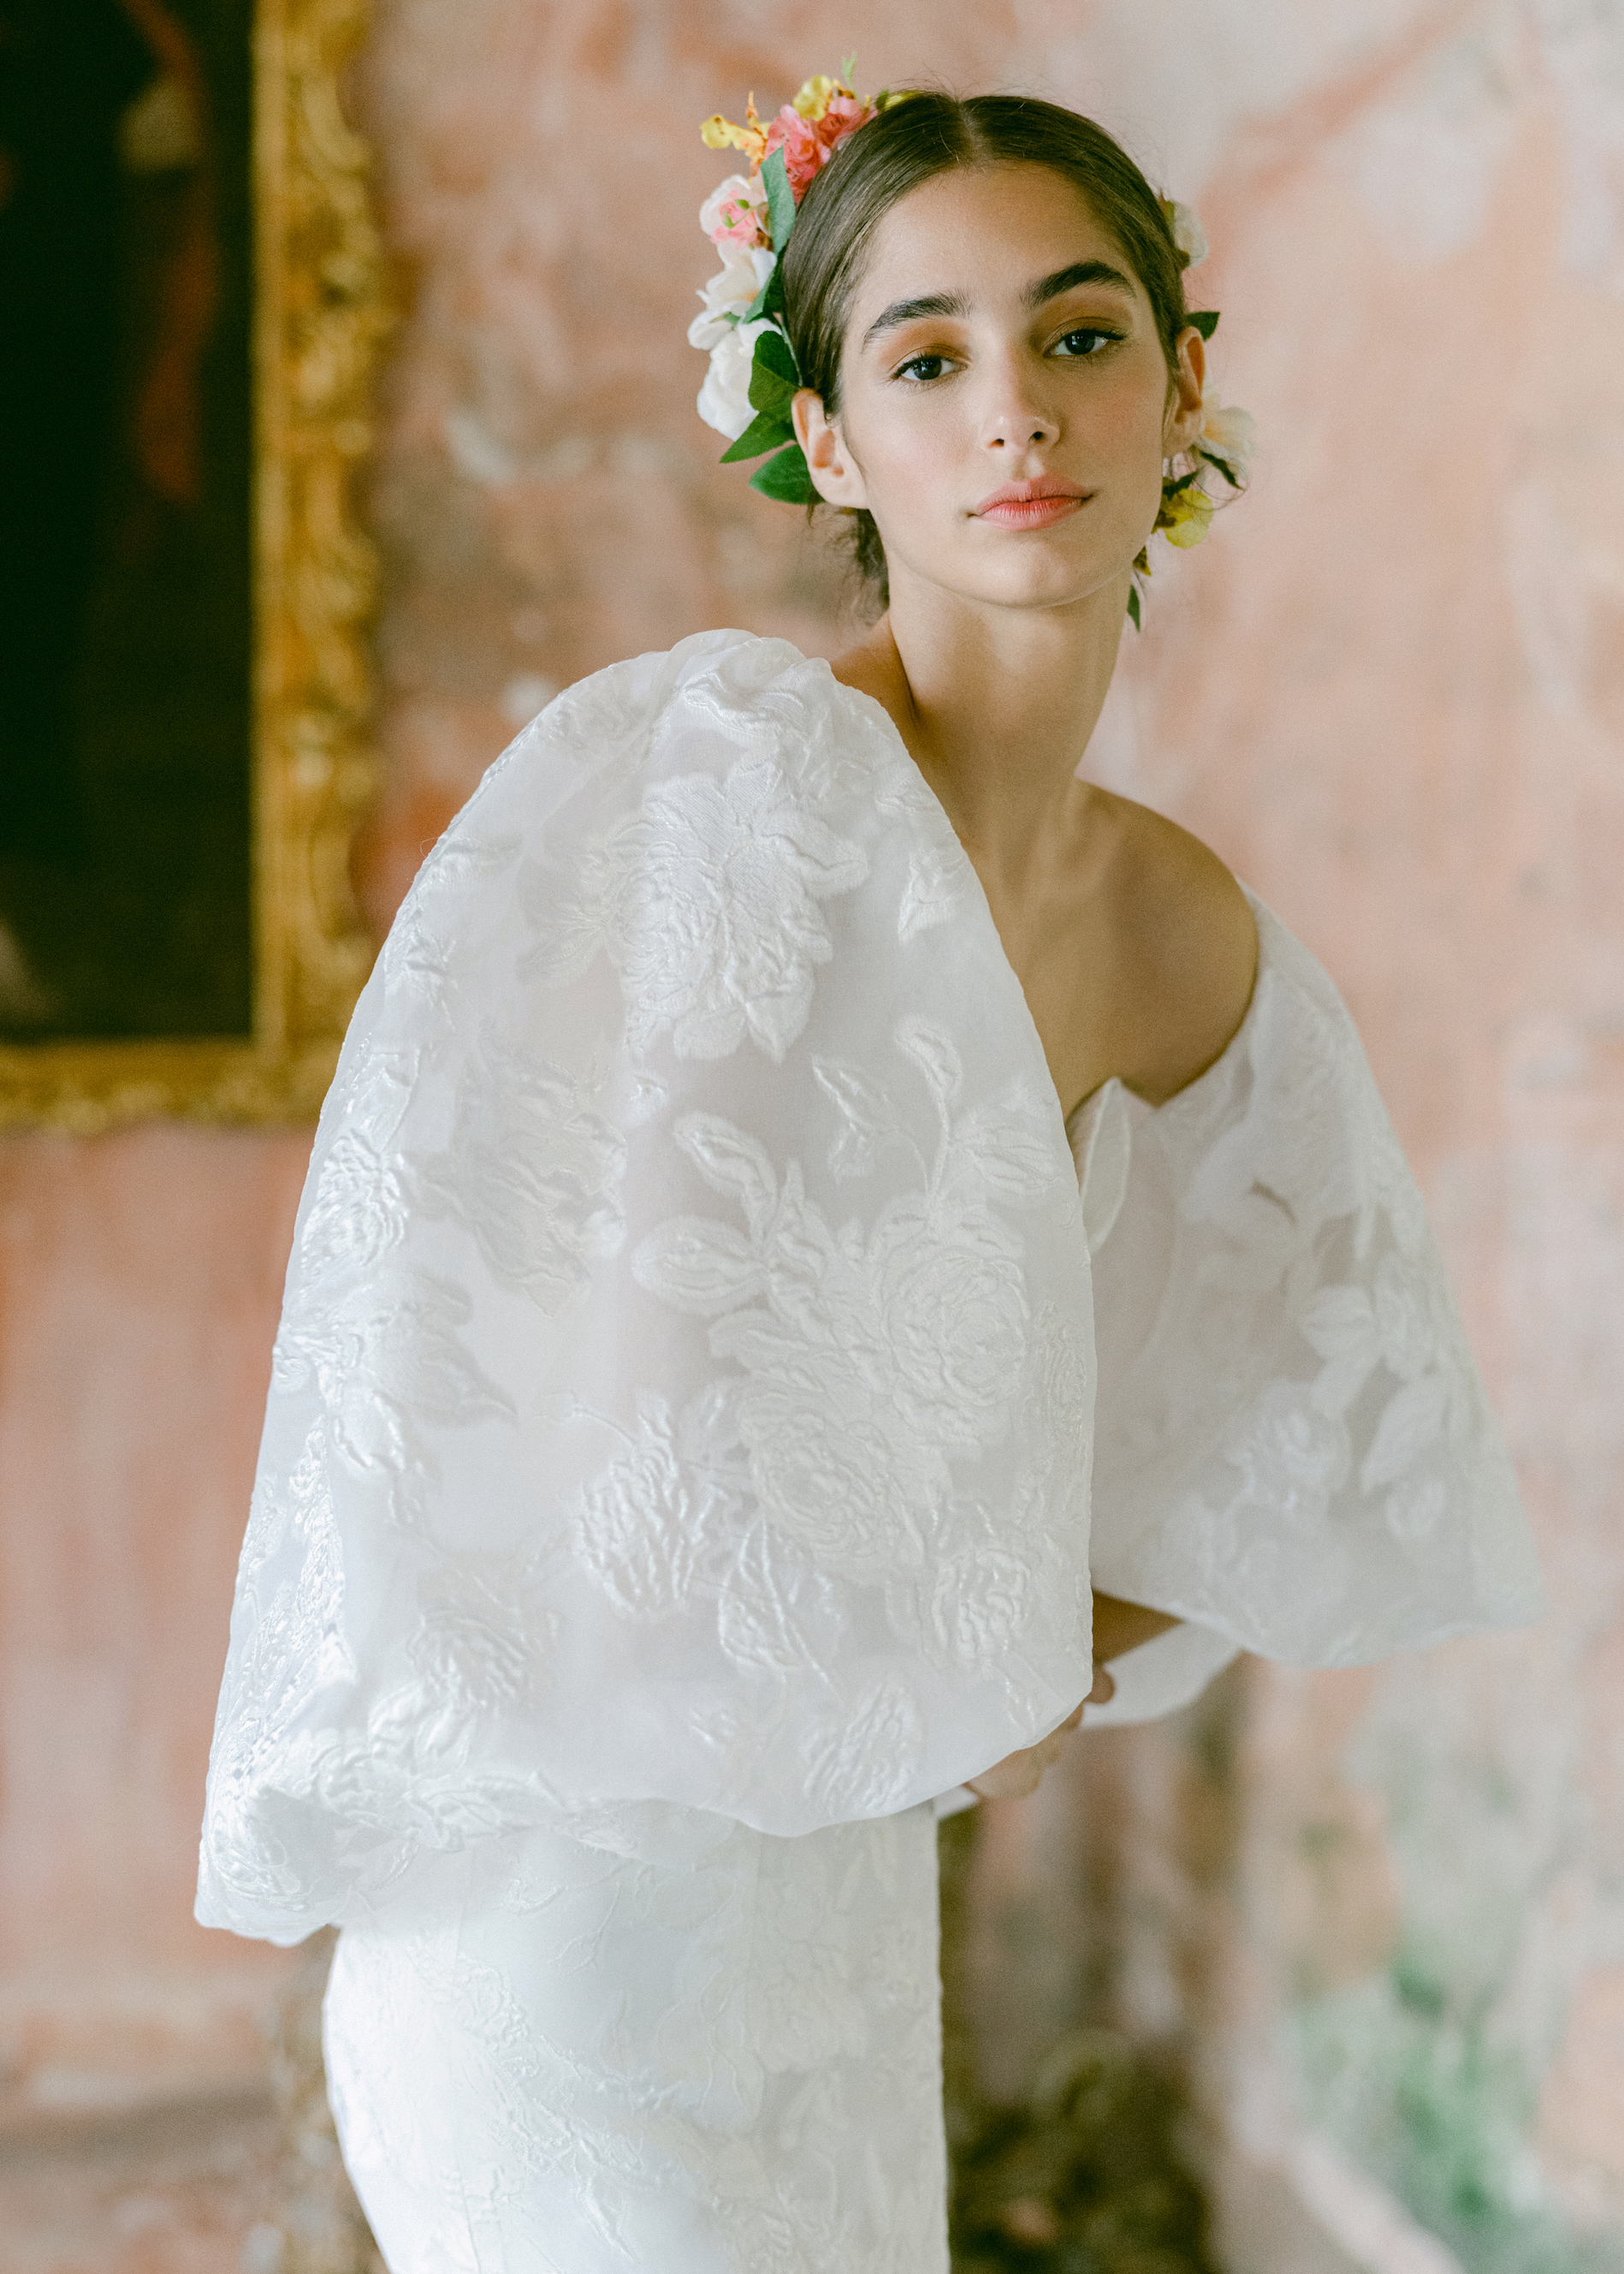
{"left": 974, "top": 479, "right": 1091, "bottom": 531}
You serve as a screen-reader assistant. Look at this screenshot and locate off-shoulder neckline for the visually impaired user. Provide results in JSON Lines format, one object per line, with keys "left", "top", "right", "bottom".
{"left": 784, "top": 640, "right": 1268, "bottom": 1141}
{"left": 1064, "top": 918, "right": 1268, "bottom": 1137}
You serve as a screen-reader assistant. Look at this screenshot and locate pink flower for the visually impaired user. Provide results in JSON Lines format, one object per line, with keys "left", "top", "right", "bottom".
{"left": 762, "top": 93, "right": 873, "bottom": 199}
{"left": 700, "top": 171, "right": 769, "bottom": 248}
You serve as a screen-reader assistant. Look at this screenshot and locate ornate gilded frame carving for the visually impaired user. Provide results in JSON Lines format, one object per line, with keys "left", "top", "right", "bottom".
{"left": 0, "top": 0, "right": 388, "bottom": 1134}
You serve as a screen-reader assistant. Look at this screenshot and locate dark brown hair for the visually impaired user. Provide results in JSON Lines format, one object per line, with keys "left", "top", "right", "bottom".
{"left": 779, "top": 92, "right": 1190, "bottom": 608}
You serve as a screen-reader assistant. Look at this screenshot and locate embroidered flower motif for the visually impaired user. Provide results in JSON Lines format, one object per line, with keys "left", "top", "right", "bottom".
{"left": 1384, "top": 1469, "right": 1450, "bottom": 1552}
{"left": 570, "top": 1396, "right": 729, "bottom": 1622}
{"left": 800, "top": 1674, "right": 925, "bottom": 1819}
{"left": 273, "top": 1267, "right": 513, "bottom": 1490}
{"left": 1300, "top": 1250, "right": 1466, "bottom": 1503}
{"left": 299, "top": 1128, "right": 412, "bottom": 1278}
{"left": 530, "top": 757, "right": 868, "bottom": 1063}
{"left": 925, "top": 1544, "right": 1039, "bottom": 1664}
{"left": 1224, "top": 1381, "right": 1351, "bottom": 1523}
{"left": 878, "top": 1236, "right": 1029, "bottom": 1441}
{"left": 416, "top": 1027, "right": 626, "bottom": 1314}
{"left": 631, "top": 1027, "right": 1058, "bottom": 1588}
{"left": 407, "top": 1559, "right": 557, "bottom": 1712}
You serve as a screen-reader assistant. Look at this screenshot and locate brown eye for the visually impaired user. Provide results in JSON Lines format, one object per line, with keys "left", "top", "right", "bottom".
{"left": 896, "top": 353, "right": 951, "bottom": 383}
{"left": 1053, "top": 328, "right": 1120, "bottom": 358}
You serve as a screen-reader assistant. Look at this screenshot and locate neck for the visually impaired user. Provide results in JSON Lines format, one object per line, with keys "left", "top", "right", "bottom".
{"left": 839, "top": 567, "right": 1129, "bottom": 893}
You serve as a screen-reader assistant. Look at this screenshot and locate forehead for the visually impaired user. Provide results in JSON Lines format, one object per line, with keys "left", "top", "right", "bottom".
{"left": 847, "top": 163, "right": 1144, "bottom": 318}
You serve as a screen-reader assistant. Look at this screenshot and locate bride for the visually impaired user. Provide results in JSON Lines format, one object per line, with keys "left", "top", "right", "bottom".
{"left": 199, "top": 80, "right": 1542, "bottom": 2273}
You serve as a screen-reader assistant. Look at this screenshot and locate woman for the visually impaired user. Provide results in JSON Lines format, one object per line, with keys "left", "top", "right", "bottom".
{"left": 199, "top": 85, "right": 1542, "bottom": 2273}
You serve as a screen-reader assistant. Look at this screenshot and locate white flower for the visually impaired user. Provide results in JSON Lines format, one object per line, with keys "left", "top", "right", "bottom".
{"left": 1197, "top": 394, "right": 1258, "bottom": 488}
{"left": 1165, "top": 196, "right": 1209, "bottom": 267}
{"left": 695, "top": 316, "right": 775, "bottom": 442}
{"left": 686, "top": 243, "right": 778, "bottom": 354}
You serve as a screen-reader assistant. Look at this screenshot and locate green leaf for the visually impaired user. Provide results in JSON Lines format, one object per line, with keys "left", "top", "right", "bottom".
{"left": 747, "top": 371, "right": 794, "bottom": 419}
{"left": 1188, "top": 309, "right": 1220, "bottom": 340}
{"left": 1197, "top": 446, "right": 1242, "bottom": 487}
{"left": 755, "top": 325, "right": 799, "bottom": 388}
{"left": 746, "top": 328, "right": 799, "bottom": 419}
{"left": 1163, "top": 467, "right": 1202, "bottom": 496}
{"left": 720, "top": 407, "right": 796, "bottom": 463}
{"left": 742, "top": 260, "right": 785, "bottom": 324}
{"left": 750, "top": 442, "right": 817, "bottom": 503}
{"left": 1127, "top": 586, "right": 1142, "bottom": 631}
{"left": 763, "top": 149, "right": 797, "bottom": 253}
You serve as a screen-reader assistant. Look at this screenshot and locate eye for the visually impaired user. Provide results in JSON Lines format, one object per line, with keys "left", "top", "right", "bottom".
{"left": 1052, "top": 327, "right": 1122, "bottom": 359}
{"left": 893, "top": 353, "right": 955, "bottom": 383}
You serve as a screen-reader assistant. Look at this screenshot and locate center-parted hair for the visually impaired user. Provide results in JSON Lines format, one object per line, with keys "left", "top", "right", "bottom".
{"left": 779, "top": 92, "right": 1190, "bottom": 608}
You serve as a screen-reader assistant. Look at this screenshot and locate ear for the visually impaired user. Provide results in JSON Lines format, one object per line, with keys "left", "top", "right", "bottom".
{"left": 1163, "top": 327, "right": 1206, "bottom": 459}
{"left": 792, "top": 389, "right": 869, "bottom": 508}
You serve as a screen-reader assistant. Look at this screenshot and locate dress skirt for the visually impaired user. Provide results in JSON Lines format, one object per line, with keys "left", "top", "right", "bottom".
{"left": 323, "top": 1803, "right": 950, "bottom": 2274}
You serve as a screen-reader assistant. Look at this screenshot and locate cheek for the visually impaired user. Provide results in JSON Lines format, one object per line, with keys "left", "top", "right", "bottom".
{"left": 1095, "top": 367, "right": 1175, "bottom": 472}
{"left": 1093, "top": 373, "right": 1176, "bottom": 532}
{"left": 850, "top": 400, "right": 963, "bottom": 522}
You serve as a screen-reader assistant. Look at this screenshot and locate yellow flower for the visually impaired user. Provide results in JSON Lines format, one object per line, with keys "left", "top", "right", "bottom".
{"left": 1156, "top": 482, "right": 1216, "bottom": 549}
{"left": 701, "top": 97, "right": 768, "bottom": 169}
{"left": 793, "top": 74, "right": 851, "bottom": 121}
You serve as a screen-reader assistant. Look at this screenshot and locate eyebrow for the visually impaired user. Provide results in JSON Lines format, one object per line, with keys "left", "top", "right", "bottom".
{"left": 860, "top": 259, "right": 1137, "bottom": 349}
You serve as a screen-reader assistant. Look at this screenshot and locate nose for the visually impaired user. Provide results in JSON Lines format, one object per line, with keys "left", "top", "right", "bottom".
{"left": 981, "top": 392, "right": 1059, "bottom": 453}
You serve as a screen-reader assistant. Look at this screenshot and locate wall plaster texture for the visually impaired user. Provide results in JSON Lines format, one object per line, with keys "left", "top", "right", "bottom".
{"left": 1, "top": 5, "right": 1621, "bottom": 2270}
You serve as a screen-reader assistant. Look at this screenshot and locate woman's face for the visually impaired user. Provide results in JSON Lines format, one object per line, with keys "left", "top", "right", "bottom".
{"left": 795, "top": 163, "right": 1205, "bottom": 616}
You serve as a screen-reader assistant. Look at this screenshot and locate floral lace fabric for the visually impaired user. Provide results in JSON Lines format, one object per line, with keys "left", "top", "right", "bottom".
{"left": 199, "top": 628, "right": 1540, "bottom": 2272}
{"left": 201, "top": 630, "right": 1109, "bottom": 1945}
{"left": 1084, "top": 907, "right": 1541, "bottom": 1663}
{"left": 323, "top": 1803, "right": 950, "bottom": 2274}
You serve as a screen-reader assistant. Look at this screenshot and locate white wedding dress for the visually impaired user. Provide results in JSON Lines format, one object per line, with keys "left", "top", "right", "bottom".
{"left": 198, "top": 632, "right": 1542, "bottom": 2273}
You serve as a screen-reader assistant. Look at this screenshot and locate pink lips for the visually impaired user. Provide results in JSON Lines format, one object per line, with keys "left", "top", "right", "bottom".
{"left": 974, "top": 479, "right": 1091, "bottom": 530}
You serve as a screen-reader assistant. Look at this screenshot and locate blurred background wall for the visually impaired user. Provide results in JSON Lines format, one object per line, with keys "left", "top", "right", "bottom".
{"left": 3, "top": 3, "right": 1621, "bottom": 2268}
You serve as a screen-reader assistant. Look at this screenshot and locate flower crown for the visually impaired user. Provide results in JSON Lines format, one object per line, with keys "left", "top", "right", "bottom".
{"left": 690, "top": 73, "right": 1256, "bottom": 620}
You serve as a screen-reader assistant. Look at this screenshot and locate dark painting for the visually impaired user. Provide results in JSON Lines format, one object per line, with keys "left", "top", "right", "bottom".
{"left": 0, "top": 0, "right": 252, "bottom": 1039}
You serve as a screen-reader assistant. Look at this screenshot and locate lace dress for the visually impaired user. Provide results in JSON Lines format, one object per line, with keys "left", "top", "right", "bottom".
{"left": 198, "top": 632, "right": 1542, "bottom": 2273}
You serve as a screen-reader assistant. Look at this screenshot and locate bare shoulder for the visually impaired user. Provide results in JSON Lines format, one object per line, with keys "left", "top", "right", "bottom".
{"left": 1090, "top": 790, "right": 1259, "bottom": 1106}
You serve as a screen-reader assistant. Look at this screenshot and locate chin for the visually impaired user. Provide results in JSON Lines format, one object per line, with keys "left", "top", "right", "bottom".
{"left": 956, "top": 525, "right": 1140, "bottom": 609}
{"left": 969, "top": 560, "right": 1126, "bottom": 612}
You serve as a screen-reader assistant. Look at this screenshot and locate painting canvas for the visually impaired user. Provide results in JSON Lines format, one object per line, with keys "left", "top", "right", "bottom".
{"left": 0, "top": 0, "right": 384, "bottom": 1128}
{"left": 2, "top": 0, "right": 253, "bottom": 1037}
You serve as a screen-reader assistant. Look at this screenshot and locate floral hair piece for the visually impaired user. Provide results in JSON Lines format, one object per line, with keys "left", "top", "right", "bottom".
{"left": 690, "top": 82, "right": 1257, "bottom": 618}
{"left": 1129, "top": 195, "right": 1258, "bottom": 627}
{"left": 690, "top": 67, "right": 906, "bottom": 503}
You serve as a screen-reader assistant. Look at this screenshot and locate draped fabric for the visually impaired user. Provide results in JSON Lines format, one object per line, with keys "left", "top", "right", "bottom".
{"left": 198, "top": 629, "right": 1542, "bottom": 2272}
{"left": 201, "top": 631, "right": 1105, "bottom": 1943}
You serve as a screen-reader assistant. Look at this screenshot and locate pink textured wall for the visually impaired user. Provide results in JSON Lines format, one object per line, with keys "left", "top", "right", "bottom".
{"left": 3, "top": 7, "right": 1620, "bottom": 2265}
{"left": 0, "top": 1131, "right": 308, "bottom": 2110}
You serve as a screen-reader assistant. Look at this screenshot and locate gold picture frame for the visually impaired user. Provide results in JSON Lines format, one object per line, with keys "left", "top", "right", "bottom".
{"left": 0, "top": 0, "right": 387, "bottom": 1134}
